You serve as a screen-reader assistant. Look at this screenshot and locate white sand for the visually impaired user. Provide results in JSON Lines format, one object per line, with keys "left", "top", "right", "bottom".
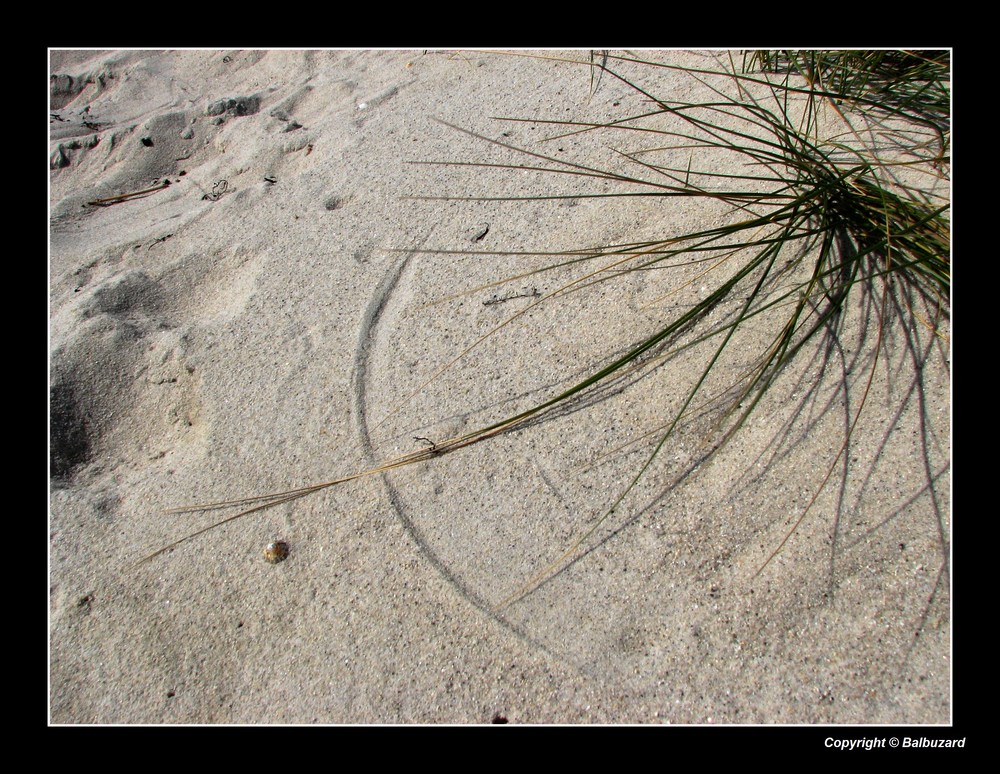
{"left": 49, "top": 49, "right": 950, "bottom": 724}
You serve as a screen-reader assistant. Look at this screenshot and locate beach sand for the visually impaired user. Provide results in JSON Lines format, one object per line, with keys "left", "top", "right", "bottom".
{"left": 49, "top": 49, "right": 950, "bottom": 724}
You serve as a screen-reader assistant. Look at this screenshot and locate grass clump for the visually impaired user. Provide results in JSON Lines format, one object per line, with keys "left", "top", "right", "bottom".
{"left": 744, "top": 49, "right": 950, "bottom": 136}
{"left": 150, "top": 50, "right": 950, "bottom": 612}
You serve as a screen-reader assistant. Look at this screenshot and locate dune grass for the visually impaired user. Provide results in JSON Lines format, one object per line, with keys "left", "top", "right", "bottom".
{"left": 146, "top": 50, "right": 950, "bottom": 609}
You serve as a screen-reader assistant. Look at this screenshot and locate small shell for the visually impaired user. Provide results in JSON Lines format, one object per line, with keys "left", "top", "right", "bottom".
{"left": 264, "top": 541, "right": 290, "bottom": 564}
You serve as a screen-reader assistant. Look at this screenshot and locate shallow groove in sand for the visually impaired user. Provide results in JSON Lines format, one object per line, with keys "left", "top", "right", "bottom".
{"left": 351, "top": 250, "right": 558, "bottom": 660}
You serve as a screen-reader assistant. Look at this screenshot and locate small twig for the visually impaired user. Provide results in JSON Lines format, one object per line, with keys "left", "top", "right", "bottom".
{"left": 86, "top": 180, "right": 171, "bottom": 207}
{"left": 147, "top": 234, "right": 174, "bottom": 251}
{"left": 413, "top": 436, "right": 440, "bottom": 454}
{"left": 483, "top": 287, "right": 542, "bottom": 306}
{"left": 201, "top": 179, "right": 229, "bottom": 201}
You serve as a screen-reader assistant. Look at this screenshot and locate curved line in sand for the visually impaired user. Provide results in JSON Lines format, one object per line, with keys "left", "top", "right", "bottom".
{"left": 351, "top": 249, "right": 558, "bottom": 659}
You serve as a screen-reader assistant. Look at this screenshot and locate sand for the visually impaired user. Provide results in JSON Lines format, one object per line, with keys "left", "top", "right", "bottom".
{"left": 49, "top": 49, "right": 951, "bottom": 724}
